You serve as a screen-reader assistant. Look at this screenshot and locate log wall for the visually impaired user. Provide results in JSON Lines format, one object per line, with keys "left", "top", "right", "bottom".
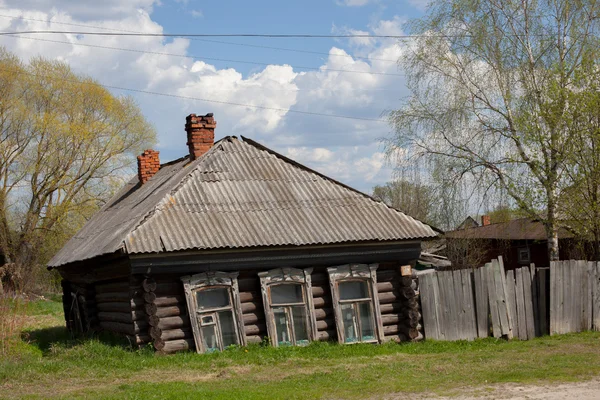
{"left": 143, "top": 275, "right": 192, "bottom": 353}
{"left": 62, "top": 280, "right": 97, "bottom": 333}
{"left": 93, "top": 277, "right": 148, "bottom": 344}
{"left": 376, "top": 262, "right": 422, "bottom": 343}
{"left": 130, "top": 261, "right": 420, "bottom": 354}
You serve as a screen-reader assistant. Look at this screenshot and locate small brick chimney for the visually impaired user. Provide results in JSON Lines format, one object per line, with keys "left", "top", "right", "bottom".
{"left": 137, "top": 149, "right": 160, "bottom": 184}
{"left": 185, "top": 113, "right": 216, "bottom": 160}
{"left": 481, "top": 215, "right": 491, "bottom": 226}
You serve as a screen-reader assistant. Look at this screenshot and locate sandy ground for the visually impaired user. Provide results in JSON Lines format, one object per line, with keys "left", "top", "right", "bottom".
{"left": 408, "top": 379, "right": 600, "bottom": 399}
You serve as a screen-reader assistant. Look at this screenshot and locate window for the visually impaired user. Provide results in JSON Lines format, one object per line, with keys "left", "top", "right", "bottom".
{"left": 328, "top": 264, "right": 384, "bottom": 344}
{"left": 259, "top": 268, "right": 317, "bottom": 347}
{"left": 181, "top": 272, "right": 246, "bottom": 353}
{"left": 518, "top": 247, "right": 530, "bottom": 264}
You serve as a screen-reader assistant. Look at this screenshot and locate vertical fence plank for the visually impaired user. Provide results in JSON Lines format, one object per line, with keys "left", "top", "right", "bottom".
{"left": 431, "top": 273, "right": 445, "bottom": 340}
{"left": 486, "top": 263, "right": 501, "bottom": 338}
{"left": 530, "top": 264, "right": 539, "bottom": 337}
{"left": 474, "top": 267, "right": 489, "bottom": 338}
{"left": 569, "top": 260, "right": 578, "bottom": 333}
{"left": 550, "top": 262, "right": 556, "bottom": 335}
{"left": 452, "top": 270, "right": 465, "bottom": 340}
{"left": 498, "top": 257, "right": 514, "bottom": 338}
{"left": 442, "top": 271, "right": 457, "bottom": 341}
{"left": 461, "top": 269, "right": 477, "bottom": 340}
{"left": 515, "top": 267, "right": 527, "bottom": 340}
{"left": 582, "top": 261, "right": 591, "bottom": 331}
{"left": 505, "top": 270, "right": 518, "bottom": 339}
{"left": 522, "top": 266, "right": 535, "bottom": 340}
{"left": 538, "top": 268, "right": 548, "bottom": 335}
{"left": 593, "top": 262, "right": 600, "bottom": 331}
{"left": 491, "top": 259, "right": 510, "bottom": 337}
{"left": 419, "top": 274, "right": 438, "bottom": 340}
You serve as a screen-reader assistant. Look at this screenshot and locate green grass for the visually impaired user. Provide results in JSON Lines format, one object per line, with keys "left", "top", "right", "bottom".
{"left": 1, "top": 298, "right": 600, "bottom": 399}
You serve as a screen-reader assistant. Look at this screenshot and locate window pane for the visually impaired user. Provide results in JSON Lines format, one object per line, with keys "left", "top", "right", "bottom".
{"left": 339, "top": 281, "right": 369, "bottom": 300}
{"left": 271, "top": 284, "right": 303, "bottom": 304}
{"left": 218, "top": 310, "right": 238, "bottom": 348}
{"left": 201, "top": 324, "right": 219, "bottom": 352}
{"left": 341, "top": 303, "right": 358, "bottom": 343}
{"left": 273, "top": 307, "right": 291, "bottom": 345}
{"left": 196, "top": 287, "right": 230, "bottom": 310}
{"left": 291, "top": 306, "right": 309, "bottom": 344}
{"left": 358, "top": 302, "right": 375, "bottom": 341}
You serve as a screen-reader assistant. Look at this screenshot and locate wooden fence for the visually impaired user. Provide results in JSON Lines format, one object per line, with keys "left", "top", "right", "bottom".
{"left": 419, "top": 258, "right": 598, "bottom": 341}
{"left": 550, "top": 261, "right": 600, "bottom": 334}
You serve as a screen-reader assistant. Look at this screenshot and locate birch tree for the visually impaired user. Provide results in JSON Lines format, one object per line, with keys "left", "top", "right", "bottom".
{"left": 388, "top": 0, "right": 600, "bottom": 260}
{"left": 0, "top": 49, "right": 156, "bottom": 290}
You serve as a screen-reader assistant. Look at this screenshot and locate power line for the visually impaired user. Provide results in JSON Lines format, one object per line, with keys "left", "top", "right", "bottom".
{"left": 6, "top": 34, "right": 405, "bottom": 77}
{"left": 0, "top": 30, "right": 427, "bottom": 39}
{"left": 0, "top": 66, "right": 388, "bottom": 123}
{"left": 0, "top": 14, "right": 401, "bottom": 63}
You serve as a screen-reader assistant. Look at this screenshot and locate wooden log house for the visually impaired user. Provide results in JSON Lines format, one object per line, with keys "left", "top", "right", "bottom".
{"left": 48, "top": 113, "right": 438, "bottom": 354}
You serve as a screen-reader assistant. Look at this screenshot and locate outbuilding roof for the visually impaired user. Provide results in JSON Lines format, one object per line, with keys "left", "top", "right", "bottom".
{"left": 48, "top": 136, "right": 438, "bottom": 268}
{"left": 445, "top": 218, "right": 572, "bottom": 241}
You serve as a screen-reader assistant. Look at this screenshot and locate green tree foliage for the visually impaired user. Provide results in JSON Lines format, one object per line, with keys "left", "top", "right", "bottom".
{"left": 372, "top": 180, "right": 434, "bottom": 223}
{"left": 387, "top": 0, "right": 600, "bottom": 261}
{"left": 0, "top": 48, "right": 156, "bottom": 291}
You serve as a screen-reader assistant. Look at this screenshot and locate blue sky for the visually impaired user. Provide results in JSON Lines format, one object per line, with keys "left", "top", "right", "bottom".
{"left": 0, "top": 0, "right": 428, "bottom": 192}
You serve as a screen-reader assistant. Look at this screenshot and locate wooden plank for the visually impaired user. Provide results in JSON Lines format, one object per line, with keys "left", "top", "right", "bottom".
{"left": 419, "top": 274, "right": 439, "bottom": 340}
{"left": 441, "top": 271, "right": 457, "bottom": 341}
{"left": 549, "top": 262, "right": 557, "bottom": 335}
{"left": 569, "top": 260, "right": 577, "bottom": 332}
{"left": 593, "top": 262, "right": 600, "bottom": 331}
{"left": 461, "top": 269, "right": 477, "bottom": 340}
{"left": 498, "top": 256, "right": 514, "bottom": 338}
{"left": 585, "top": 261, "right": 593, "bottom": 331}
{"left": 515, "top": 268, "right": 527, "bottom": 340}
{"left": 474, "top": 267, "right": 489, "bottom": 338}
{"left": 505, "top": 270, "right": 518, "bottom": 339}
{"left": 485, "top": 263, "right": 501, "bottom": 338}
{"left": 530, "top": 264, "right": 539, "bottom": 337}
{"left": 452, "top": 270, "right": 465, "bottom": 340}
{"left": 522, "top": 266, "right": 535, "bottom": 340}
{"left": 492, "top": 259, "right": 510, "bottom": 337}
{"left": 538, "top": 268, "right": 548, "bottom": 335}
{"left": 431, "top": 272, "right": 445, "bottom": 340}
{"left": 553, "top": 261, "right": 564, "bottom": 334}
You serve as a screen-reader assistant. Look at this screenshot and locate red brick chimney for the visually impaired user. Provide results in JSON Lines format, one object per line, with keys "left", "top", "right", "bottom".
{"left": 137, "top": 149, "right": 160, "bottom": 184}
{"left": 481, "top": 215, "right": 491, "bottom": 226}
{"left": 185, "top": 113, "right": 216, "bottom": 160}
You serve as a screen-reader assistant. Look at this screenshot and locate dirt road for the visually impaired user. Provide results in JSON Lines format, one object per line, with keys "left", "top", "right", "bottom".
{"left": 416, "top": 379, "right": 600, "bottom": 399}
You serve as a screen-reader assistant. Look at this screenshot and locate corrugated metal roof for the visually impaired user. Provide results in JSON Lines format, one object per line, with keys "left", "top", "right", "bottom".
{"left": 445, "top": 218, "right": 572, "bottom": 241}
{"left": 49, "top": 137, "right": 438, "bottom": 267}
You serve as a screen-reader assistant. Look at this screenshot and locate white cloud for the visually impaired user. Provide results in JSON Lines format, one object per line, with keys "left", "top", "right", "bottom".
{"left": 0, "top": 4, "right": 409, "bottom": 192}
{"left": 335, "top": 0, "right": 376, "bottom": 6}
{"left": 190, "top": 9, "right": 202, "bottom": 18}
{"left": 0, "top": 0, "right": 159, "bottom": 19}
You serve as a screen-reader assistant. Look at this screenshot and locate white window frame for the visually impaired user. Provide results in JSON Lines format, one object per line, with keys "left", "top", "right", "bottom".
{"left": 327, "top": 264, "right": 384, "bottom": 344}
{"left": 258, "top": 267, "right": 318, "bottom": 347}
{"left": 181, "top": 271, "right": 246, "bottom": 353}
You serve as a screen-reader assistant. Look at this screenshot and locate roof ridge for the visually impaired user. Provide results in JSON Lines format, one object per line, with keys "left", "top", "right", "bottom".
{"left": 239, "top": 136, "right": 442, "bottom": 234}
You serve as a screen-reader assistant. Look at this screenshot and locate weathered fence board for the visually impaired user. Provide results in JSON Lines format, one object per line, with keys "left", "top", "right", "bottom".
{"left": 473, "top": 267, "right": 489, "bottom": 338}
{"left": 594, "top": 262, "right": 600, "bottom": 331}
{"left": 420, "top": 258, "right": 598, "bottom": 343}
{"left": 419, "top": 269, "right": 477, "bottom": 341}
{"left": 550, "top": 261, "right": 597, "bottom": 334}
{"left": 538, "top": 268, "right": 548, "bottom": 335}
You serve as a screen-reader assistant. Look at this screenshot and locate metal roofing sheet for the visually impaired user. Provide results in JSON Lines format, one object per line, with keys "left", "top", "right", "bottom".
{"left": 49, "top": 137, "right": 438, "bottom": 267}
{"left": 445, "top": 218, "right": 572, "bottom": 241}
